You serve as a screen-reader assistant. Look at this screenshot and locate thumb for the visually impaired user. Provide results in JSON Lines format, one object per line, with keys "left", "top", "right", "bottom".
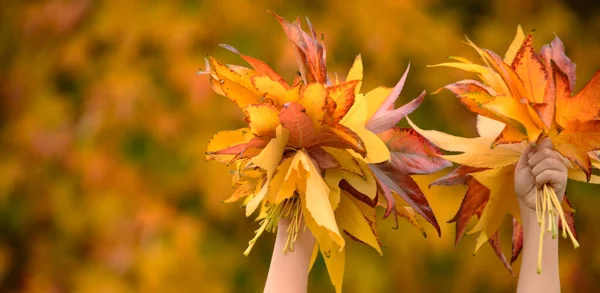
{"left": 516, "top": 144, "right": 534, "bottom": 172}
{"left": 535, "top": 137, "right": 554, "bottom": 151}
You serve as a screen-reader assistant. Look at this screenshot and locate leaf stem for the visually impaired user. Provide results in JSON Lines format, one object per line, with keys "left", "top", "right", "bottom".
{"left": 546, "top": 186, "right": 579, "bottom": 248}
{"left": 535, "top": 183, "right": 580, "bottom": 273}
{"left": 245, "top": 196, "right": 303, "bottom": 256}
{"left": 537, "top": 188, "right": 547, "bottom": 274}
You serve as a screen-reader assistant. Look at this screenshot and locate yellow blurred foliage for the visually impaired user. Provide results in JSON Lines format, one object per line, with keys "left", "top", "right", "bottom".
{"left": 1, "top": 0, "right": 599, "bottom": 292}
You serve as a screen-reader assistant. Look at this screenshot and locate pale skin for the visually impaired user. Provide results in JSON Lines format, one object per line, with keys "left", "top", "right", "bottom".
{"left": 264, "top": 138, "right": 566, "bottom": 292}
{"left": 264, "top": 219, "right": 315, "bottom": 293}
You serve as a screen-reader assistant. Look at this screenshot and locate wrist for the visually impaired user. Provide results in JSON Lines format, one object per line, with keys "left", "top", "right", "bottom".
{"left": 518, "top": 201, "right": 536, "bottom": 215}
{"left": 518, "top": 204, "right": 537, "bottom": 230}
{"left": 517, "top": 190, "right": 537, "bottom": 215}
{"left": 265, "top": 219, "right": 315, "bottom": 293}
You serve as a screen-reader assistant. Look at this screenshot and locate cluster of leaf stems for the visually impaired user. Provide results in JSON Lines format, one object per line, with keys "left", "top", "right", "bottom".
{"left": 244, "top": 196, "right": 303, "bottom": 256}
{"left": 535, "top": 184, "right": 579, "bottom": 274}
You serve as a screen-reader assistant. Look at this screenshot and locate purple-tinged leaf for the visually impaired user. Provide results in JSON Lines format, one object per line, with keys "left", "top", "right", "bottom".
{"left": 448, "top": 177, "right": 489, "bottom": 245}
{"left": 366, "top": 91, "right": 426, "bottom": 134}
{"left": 370, "top": 162, "right": 441, "bottom": 237}
{"left": 219, "top": 44, "right": 289, "bottom": 89}
{"left": 378, "top": 127, "right": 452, "bottom": 175}
{"left": 269, "top": 11, "right": 327, "bottom": 84}
{"left": 374, "top": 175, "right": 395, "bottom": 219}
{"left": 365, "top": 65, "right": 423, "bottom": 133}
{"left": 443, "top": 79, "right": 498, "bottom": 96}
{"left": 307, "top": 146, "right": 341, "bottom": 170}
{"left": 489, "top": 231, "right": 515, "bottom": 276}
{"left": 340, "top": 180, "right": 377, "bottom": 208}
{"left": 430, "top": 166, "right": 487, "bottom": 188}
{"left": 511, "top": 217, "right": 523, "bottom": 264}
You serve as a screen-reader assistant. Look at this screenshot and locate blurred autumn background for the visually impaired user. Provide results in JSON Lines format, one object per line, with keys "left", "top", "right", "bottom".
{"left": 2, "top": 0, "right": 600, "bottom": 292}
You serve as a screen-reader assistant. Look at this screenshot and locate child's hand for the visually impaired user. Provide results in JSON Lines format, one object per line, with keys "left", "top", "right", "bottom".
{"left": 514, "top": 138, "right": 568, "bottom": 211}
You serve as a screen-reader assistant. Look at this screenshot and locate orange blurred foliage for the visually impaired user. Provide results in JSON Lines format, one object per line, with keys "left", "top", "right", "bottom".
{"left": 1, "top": 0, "right": 599, "bottom": 292}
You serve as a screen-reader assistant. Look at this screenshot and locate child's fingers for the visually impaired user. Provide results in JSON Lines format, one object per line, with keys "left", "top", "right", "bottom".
{"left": 528, "top": 147, "right": 561, "bottom": 167}
{"left": 535, "top": 169, "right": 565, "bottom": 188}
{"left": 531, "top": 157, "right": 567, "bottom": 177}
{"left": 516, "top": 144, "right": 534, "bottom": 172}
{"left": 535, "top": 137, "right": 554, "bottom": 150}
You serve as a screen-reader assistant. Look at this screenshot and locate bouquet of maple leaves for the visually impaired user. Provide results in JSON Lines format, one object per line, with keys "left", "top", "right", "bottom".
{"left": 412, "top": 26, "right": 600, "bottom": 274}
{"left": 203, "top": 12, "right": 450, "bottom": 291}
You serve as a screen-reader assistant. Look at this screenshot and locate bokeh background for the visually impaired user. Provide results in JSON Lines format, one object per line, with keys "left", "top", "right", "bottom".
{"left": 1, "top": 0, "right": 600, "bottom": 292}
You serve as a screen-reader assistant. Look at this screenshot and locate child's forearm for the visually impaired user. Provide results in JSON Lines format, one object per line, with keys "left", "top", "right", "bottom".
{"left": 516, "top": 206, "right": 560, "bottom": 293}
{"left": 264, "top": 220, "right": 316, "bottom": 293}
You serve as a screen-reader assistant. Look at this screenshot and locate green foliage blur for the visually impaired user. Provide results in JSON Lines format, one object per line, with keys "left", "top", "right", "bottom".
{"left": 1, "top": 0, "right": 600, "bottom": 292}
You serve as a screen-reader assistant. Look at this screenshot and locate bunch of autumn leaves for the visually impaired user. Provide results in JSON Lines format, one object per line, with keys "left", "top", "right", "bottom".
{"left": 416, "top": 25, "right": 600, "bottom": 274}
{"left": 204, "top": 13, "right": 600, "bottom": 292}
{"left": 205, "top": 13, "right": 448, "bottom": 291}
